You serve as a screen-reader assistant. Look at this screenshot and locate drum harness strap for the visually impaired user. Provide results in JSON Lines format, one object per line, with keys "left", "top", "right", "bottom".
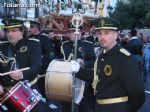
{"left": 60, "top": 43, "right": 66, "bottom": 61}
{"left": 61, "top": 41, "right": 74, "bottom": 61}
{"left": 92, "top": 57, "right": 99, "bottom": 95}
{"left": 92, "top": 48, "right": 103, "bottom": 95}
{"left": 29, "top": 77, "right": 38, "bottom": 86}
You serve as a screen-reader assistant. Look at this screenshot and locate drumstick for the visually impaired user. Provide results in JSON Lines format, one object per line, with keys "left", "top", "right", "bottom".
{"left": 0, "top": 67, "right": 30, "bottom": 76}
{"left": 37, "top": 75, "right": 46, "bottom": 80}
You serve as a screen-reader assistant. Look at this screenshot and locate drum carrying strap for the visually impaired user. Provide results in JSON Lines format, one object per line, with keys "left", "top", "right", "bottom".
{"left": 61, "top": 44, "right": 66, "bottom": 61}
{"left": 29, "top": 77, "right": 38, "bottom": 86}
{"left": 92, "top": 57, "right": 99, "bottom": 95}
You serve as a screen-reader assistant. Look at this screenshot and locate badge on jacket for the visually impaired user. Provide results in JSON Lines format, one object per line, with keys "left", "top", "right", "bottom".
{"left": 78, "top": 47, "right": 83, "bottom": 52}
{"left": 20, "top": 46, "right": 27, "bottom": 52}
{"left": 104, "top": 65, "right": 112, "bottom": 76}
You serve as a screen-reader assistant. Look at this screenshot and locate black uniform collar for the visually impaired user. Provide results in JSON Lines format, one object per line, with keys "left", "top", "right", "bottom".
{"left": 29, "top": 33, "right": 40, "bottom": 38}
{"left": 10, "top": 39, "right": 25, "bottom": 49}
{"left": 102, "top": 44, "right": 120, "bottom": 56}
{"left": 34, "top": 32, "right": 40, "bottom": 36}
{"left": 70, "top": 39, "right": 82, "bottom": 44}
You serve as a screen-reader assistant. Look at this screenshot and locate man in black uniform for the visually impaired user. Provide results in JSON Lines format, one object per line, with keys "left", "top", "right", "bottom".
{"left": 75, "top": 17, "right": 145, "bottom": 112}
{"left": 28, "top": 21, "right": 55, "bottom": 97}
{"left": 48, "top": 30, "right": 63, "bottom": 59}
{"left": 83, "top": 31, "right": 100, "bottom": 48}
{"left": 61, "top": 25, "right": 96, "bottom": 112}
{"left": 83, "top": 31, "right": 100, "bottom": 57}
{"left": 0, "top": 19, "right": 51, "bottom": 112}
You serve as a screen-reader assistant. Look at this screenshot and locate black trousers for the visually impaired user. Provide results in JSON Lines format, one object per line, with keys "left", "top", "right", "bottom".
{"left": 78, "top": 83, "right": 95, "bottom": 112}
{"left": 37, "top": 77, "right": 46, "bottom": 97}
{"left": 31, "top": 100, "right": 51, "bottom": 112}
{"left": 61, "top": 102, "right": 78, "bottom": 112}
{"left": 62, "top": 84, "right": 95, "bottom": 112}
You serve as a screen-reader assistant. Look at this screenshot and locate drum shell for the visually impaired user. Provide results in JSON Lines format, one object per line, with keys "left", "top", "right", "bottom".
{"left": 0, "top": 82, "right": 41, "bottom": 112}
{"left": 45, "top": 60, "right": 85, "bottom": 104}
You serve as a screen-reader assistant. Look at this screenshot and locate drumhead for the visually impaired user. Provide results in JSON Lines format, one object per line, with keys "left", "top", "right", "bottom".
{"left": 45, "top": 60, "right": 85, "bottom": 104}
{"left": 74, "top": 77, "right": 85, "bottom": 104}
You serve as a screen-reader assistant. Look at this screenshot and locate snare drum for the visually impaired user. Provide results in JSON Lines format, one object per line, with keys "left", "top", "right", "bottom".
{"left": 0, "top": 81, "right": 41, "bottom": 112}
{"left": 45, "top": 60, "right": 85, "bottom": 104}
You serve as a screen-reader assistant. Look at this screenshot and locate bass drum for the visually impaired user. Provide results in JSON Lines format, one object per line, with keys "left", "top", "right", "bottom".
{"left": 45, "top": 60, "right": 85, "bottom": 104}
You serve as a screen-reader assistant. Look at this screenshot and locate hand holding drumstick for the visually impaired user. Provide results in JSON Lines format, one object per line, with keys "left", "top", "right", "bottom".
{"left": 9, "top": 69, "right": 23, "bottom": 80}
{"left": 0, "top": 85, "right": 4, "bottom": 94}
{"left": 0, "top": 67, "right": 30, "bottom": 80}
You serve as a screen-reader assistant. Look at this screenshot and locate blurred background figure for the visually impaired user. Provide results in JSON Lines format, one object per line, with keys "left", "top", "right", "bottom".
{"left": 61, "top": 25, "right": 96, "bottom": 112}
{"left": 124, "top": 29, "right": 143, "bottom": 75}
{"left": 142, "top": 37, "right": 150, "bottom": 82}
{"left": 0, "top": 30, "right": 4, "bottom": 39}
{"left": 28, "top": 20, "right": 56, "bottom": 100}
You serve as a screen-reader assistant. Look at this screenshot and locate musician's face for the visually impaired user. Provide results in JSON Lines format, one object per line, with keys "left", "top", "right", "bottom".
{"left": 30, "top": 25, "right": 39, "bottom": 35}
{"left": 48, "top": 32, "right": 54, "bottom": 39}
{"left": 6, "top": 28, "right": 23, "bottom": 45}
{"left": 97, "top": 30, "right": 118, "bottom": 51}
{"left": 68, "top": 31, "right": 81, "bottom": 41}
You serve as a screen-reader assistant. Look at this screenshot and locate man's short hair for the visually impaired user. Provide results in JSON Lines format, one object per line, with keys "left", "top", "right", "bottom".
{"left": 29, "top": 21, "right": 40, "bottom": 29}
{"left": 130, "top": 29, "right": 137, "bottom": 36}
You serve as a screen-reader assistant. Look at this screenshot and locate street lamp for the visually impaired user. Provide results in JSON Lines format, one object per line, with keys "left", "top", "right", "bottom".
{"left": 107, "top": 5, "right": 113, "bottom": 17}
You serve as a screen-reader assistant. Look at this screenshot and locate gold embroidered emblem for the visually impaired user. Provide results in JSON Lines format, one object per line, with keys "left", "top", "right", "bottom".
{"left": 101, "top": 19, "right": 105, "bottom": 27}
{"left": 20, "top": 46, "right": 27, "bottom": 52}
{"left": 104, "top": 65, "right": 112, "bottom": 76}
{"left": 94, "top": 42, "right": 99, "bottom": 46}
{"left": 78, "top": 47, "right": 82, "bottom": 52}
{"left": 5, "top": 20, "right": 9, "bottom": 25}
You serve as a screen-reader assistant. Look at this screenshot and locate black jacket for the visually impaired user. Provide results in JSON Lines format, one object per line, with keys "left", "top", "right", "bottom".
{"left": 0, "top": 38, "right": 42, "bottom": 87}
{"left": 28, "top": 34, "right": 55, "bottom": 74}
{"left": 76, "top": 44, "right": 145, "bottom": 112}
{"left": 61, "top": 39, "right": 96, "bottom": 68}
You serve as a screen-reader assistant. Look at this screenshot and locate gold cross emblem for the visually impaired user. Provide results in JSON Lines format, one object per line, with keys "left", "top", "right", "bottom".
{"left": 101, "top": 19, "right": 105, "bottom": 27}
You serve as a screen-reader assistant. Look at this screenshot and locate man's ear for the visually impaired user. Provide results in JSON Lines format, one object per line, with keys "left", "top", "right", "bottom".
{"left": 22, "top": 26, "right": 28, "bottom": 38}
{"left": 113, "top": 31, "right": 119, "bottom": 40}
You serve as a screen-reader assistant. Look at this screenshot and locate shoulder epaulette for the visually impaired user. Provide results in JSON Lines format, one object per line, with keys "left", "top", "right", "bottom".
{"left": 119, "top": 48, "right": 131, "bottom": 56}
{"left": 0, "top": 41, "right": 9, "bottom": 44}
{"left": 83, "top": 40, "right": 93, "bottom": 44}
{"left": 62, "top": 40, "right": 69, "bottom": 44}
{"left": 41, "top": 34, "right": 47, "bottom": 36}
{"left": 28, "top": 38, "right": 40, "bottom": 42}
